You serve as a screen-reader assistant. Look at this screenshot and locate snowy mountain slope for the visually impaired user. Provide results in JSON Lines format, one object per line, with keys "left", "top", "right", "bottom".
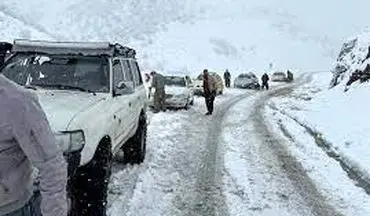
{"left": 1, "top": 0, "right": 370, "bottom": 76}
{"left": 0, "top": 10, "right": 51, "bottom": 41}
{"left": 0, "top": 1, "right": 202, "bottom": 42}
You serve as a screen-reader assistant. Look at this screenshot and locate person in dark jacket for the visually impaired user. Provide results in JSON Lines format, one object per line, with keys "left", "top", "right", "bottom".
{"left": 223, "top": 69, "right": 231, "bottom": 88}
{"left": 203, "top": 69, "right": 217, "bottom": 115}
{"left": 150, "top": 71, "right": 166, "bottom": 113}
{"left": 261, "top": 73, "right": 269, "bottom": 90}
{"left": 0, "top": 42, "right": 12, "bottom": 69}
{"left": 286, "top": 70, "right": 293, "bottom": 82}
{"left": 0, "top": 74, "right": 68, "bottom": 216}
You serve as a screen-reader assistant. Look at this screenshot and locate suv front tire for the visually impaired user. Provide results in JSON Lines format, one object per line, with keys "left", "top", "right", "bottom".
{"left": 122, "top": 114, "right": 147, "bottom": 164}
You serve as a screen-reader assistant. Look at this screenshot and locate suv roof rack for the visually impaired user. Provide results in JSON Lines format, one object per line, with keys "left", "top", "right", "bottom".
{"left": 12, "top": 39, "right": 136, "bottom": 58}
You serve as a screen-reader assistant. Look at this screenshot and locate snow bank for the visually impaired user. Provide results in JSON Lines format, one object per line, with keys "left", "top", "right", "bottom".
{"left": 330, "top": 30, "right": 370, "bottom": 88}
{"left": 265, "top": 104, "right": 370, "bottom": 215}
{"left": 271, "top": 71, "right": 370, "bottom": 184}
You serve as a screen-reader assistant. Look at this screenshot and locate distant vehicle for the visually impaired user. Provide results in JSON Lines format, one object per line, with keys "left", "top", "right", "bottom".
{"left": 271, "top": 71, "right": 287, "bottom": 82}
{"left": 234, "top": 72, "right": 260, "bottom": 89}
{"left": 149, "top": 75, "right": 194, "bottom": 109}
{"left": 193, "top": 72, "right": 224, "bottom": 96}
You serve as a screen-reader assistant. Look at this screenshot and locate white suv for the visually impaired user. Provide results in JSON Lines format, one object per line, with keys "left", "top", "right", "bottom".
{"left": 2, "top": 39, "right": 148, "bottom": 215}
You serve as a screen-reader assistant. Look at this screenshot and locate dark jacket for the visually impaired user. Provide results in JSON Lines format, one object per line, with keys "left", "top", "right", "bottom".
{"left": 203, "top": 73, "right": 216, "bottom": 95}
{"left": 224, "top": 71, "right": 231, "bottom": 79}
{"left": 151, "top": 73, "right": 165, "bottom": 92}
{"left": 262, "top": 73, "right": 269, "bottom": 83}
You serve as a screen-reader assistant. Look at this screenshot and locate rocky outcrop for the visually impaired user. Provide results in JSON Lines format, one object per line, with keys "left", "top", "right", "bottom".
{"left": 330, "top": 31, "right": 370, "bottom": 89}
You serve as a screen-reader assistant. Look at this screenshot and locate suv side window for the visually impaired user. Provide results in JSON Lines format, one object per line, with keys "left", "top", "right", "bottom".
{"left": 121, "top": 59, "right": 134, "bottom": 83}
{"left": 129, "top": 60, "right": 143, "bottom": 86}
{"left": 112, "top": 59, "right": 124, "bottom": 89}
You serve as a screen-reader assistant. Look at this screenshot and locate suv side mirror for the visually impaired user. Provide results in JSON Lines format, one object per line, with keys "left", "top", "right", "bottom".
{"left": 114, "top": 81, "right": 135, "bottom": 96}
{"left": 117, "top": 81, "right": 134, "bottom": 89}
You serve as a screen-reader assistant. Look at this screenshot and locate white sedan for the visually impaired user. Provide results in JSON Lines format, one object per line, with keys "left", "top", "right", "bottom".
{"left": 271, "top": 72, "right": 287, "bottom": 82}
{"left": 149, "top": 75, "right": 194, "bottom": 109}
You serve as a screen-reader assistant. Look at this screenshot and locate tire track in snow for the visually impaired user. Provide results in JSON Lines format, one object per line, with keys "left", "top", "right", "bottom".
{"left": 191, "top": 92, "right": 255, "bottom": 216}
{"left": 108, "top": 92, "right": 250, "bottom": 216}
{"left": 269, "top": 93, "right": 370, "bottom": 196}
{"left": 251, "top": 74, "right": 344, "bottom": 216}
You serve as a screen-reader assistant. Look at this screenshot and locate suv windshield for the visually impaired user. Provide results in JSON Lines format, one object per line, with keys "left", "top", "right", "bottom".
{"left": 165, "top": 76, "right": 186, "bottom": 86}
{"left": 1, "top": 53, "right": 110, "bottom": 93}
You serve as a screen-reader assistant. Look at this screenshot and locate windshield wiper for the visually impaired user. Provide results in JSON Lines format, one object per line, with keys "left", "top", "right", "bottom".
{"left": 32, "top": 83, "right": 96, "bottom": 94}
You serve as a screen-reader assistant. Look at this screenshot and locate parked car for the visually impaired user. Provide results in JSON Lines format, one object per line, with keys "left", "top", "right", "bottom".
{"left": 1, "top": 39, "right": 148, "bottom": 213}
{"left": 193, "top": 72, "right": 224, "bottom": 96}
{"left": 271, "top": 71, "right": 287, "bottom": 82}
{"left": 149, "top": 75, "right": 194, "bottom": 109}
{"left": 234, "top": 72, "right": 260, "bottom": 89}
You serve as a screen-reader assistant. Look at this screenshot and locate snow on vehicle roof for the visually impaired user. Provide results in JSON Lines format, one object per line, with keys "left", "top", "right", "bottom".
{"left": 12, "top": 39, "right": 136, "bottom": 58}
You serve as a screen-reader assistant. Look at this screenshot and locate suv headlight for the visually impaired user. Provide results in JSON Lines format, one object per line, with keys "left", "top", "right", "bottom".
{"left": 55, "top": 130, "right": 85, "bottom": 153}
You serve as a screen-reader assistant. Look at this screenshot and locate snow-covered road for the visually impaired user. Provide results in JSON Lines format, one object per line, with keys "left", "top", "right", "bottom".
{"left": 106, "top": 73, "right": 360, "bottom": 216}
{"left": 108, "top": 89, "right": 253, "bottom": 216}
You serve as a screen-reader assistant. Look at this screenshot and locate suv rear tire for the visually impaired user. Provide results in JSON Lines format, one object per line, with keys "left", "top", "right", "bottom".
{"left": 123, "top": 114, "right": 147, "bottom": 164}
{"left": 69, "top": 137, "right": 112, "bottom": 216}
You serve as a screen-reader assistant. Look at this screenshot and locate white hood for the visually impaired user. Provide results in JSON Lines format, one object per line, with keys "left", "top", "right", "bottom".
{"left": 165, "top": 86, "right": 188, "bottom": 95}
{"left": 35, "top": 90, "right": 106, "bottom": 131}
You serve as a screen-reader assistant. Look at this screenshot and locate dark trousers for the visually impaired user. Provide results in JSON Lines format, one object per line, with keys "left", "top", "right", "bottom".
{"left": 205, "top": 91, "right": 216, "bottom": 113}
{"left": 261, "top": 82, "right": 269, "bottom": 90}
{"left": 225, "top": 79, "right": 230, "bottom": 88}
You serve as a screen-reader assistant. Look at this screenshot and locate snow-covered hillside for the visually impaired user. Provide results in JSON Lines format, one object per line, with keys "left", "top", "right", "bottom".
{"left": 330, "top": 30, "right": 370, "bottom": 88}
{"left": 1, "top": 0, "right": 370, "bottom": 76}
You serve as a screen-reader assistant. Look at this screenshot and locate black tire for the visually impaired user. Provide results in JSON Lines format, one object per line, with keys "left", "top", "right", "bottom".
{"left": 189, "top": 99, "right": 194, "bottom": 106}
{"left": 69, "top": 137, "right": 112, "bottom": 216}
{"left": 123, "top": 114, "right": 147, "bottom": 164}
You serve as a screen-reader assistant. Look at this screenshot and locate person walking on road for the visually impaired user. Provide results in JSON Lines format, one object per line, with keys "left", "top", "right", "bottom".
{"left": 223, "top": 69, "right": 231, "bottom": 88}
{"left": 203, "top": 69, "right": 217, "bottom": 115}
{"left": 261, "top": 73, "right": 269, "bottom": 90}
{"left": 0, "top": 74, "right": 68, "bottom": 216}
{"left": 150, "top": 71, "right": 166, "bottom": 113}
